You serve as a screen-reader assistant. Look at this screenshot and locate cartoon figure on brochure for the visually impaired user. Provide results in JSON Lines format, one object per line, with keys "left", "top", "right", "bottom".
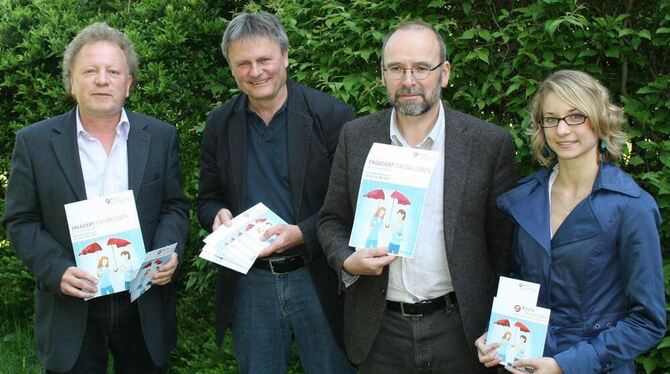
{"left": 97, "top": 256, "right": 115, "bottom": 295}
{"left": 365, "top": 207, "right": 386, "bottom": 248}
{"left": 357, "top": 187, "right": 413, "bottom": 253}
{"left": 386, "top": 209, "right": 406, "bottom": 254}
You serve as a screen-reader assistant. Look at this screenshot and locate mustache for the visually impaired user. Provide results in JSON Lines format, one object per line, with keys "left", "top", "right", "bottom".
{"left": 395, "top": 87, "right": 424, "bottom": 96}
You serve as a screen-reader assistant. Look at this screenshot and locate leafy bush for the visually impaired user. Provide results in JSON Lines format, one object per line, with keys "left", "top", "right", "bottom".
{"left": 1, "top": 0, "right": 668, "bottom": 372}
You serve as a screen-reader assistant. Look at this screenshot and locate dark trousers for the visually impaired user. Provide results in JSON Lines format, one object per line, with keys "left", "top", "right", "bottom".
{"left": 359, "top": 302, "right": 478, "bottom": 373}
{"left": 47, "top": 293, "right": 165, "bottom": 374}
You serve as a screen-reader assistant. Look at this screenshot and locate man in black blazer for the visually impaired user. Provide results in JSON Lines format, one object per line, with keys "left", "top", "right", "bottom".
{"left": 197, "top": 11, "right": 355, "bottom": 374}
{"left": 2, "top": 23, "right": 189, "bottom": 373}
{"left": 318, "top": 20, "right": 516, "bottom": 373}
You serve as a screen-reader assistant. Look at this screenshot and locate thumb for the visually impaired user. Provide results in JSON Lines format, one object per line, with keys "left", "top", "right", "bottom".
{"left": 372, "top": 247, "right": 390, "bottom": 257}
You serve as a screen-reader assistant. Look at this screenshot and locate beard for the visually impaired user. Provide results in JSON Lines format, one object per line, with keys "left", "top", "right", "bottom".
{"left": 388, "top": 77, "right": 442, "bottom": 116}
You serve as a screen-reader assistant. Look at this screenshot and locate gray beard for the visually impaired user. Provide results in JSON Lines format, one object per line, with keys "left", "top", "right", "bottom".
{"left": 389, "top": 81, "right": 442, "bottom": 117}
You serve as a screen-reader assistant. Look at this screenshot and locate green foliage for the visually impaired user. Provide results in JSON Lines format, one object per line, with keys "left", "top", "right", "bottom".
{"left": 0, "top": 319, "right": 40, "bottom": 374}
{"left": 1, "top": 0, "right": 669, "bottom": 372}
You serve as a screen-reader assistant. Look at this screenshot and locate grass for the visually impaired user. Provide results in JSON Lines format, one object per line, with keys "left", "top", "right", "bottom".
{"left": 0, "top": 318, "right": 40, "bottom": 374}
{"left": 0, "top": 291, "right": 303, "bottom": 373}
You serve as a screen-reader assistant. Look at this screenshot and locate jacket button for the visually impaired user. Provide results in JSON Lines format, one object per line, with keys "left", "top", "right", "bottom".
{"left": 606, "top": 322, "right": 612, "bottom": 328}
{"left": 594, "top": 324, "right": 601, "bottom": 330}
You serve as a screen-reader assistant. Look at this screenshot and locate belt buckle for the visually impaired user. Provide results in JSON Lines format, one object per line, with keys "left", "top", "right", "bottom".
{"left": 400, "top": 302, "right": 422, "bottom": 317}
{"left": 268, "top": 258, "right": 283, "bottom": 275}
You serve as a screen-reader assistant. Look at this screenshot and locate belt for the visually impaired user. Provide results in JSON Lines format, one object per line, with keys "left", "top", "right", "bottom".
{"left": 386, "top": 292, "right": 457, "bottom": 317}
{"left": 252, "top": 255, "right": 305, "bottom": 274}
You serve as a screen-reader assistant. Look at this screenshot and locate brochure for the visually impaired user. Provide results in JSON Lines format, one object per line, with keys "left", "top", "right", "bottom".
{"left": 486, "top": 276, "right": 551, "bottom": 369}
{"left": 348, "top": 143, "right": 440, "bottom": 258}
{"left": 130, "top": 243, "right": 177, "bottom": 302}
{"left": 199, "top": 203, "right": 287, "bottom": 274}
{"left": 65, "top": 190, "right": 146, "bottom": 299}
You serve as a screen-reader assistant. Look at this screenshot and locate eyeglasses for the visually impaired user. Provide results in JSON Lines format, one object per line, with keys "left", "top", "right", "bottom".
{"left": 383, "top": 62, "right": 443, "bottom": 80}
{"left": 540, "top": 114, "right": 588, "bottom": 128}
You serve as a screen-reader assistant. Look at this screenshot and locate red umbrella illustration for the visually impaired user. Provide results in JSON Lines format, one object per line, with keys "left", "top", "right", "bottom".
{"left": 364, "top": 189, "right": 385, "bottom": 200}
{"left": 390, "top": 190, "right": 411, "bottom": 206}
{"left": 107, "top": 237, "right": 131, "bottom": 271}
{"left": 387, "top": 190, "right": 411, "bottom": 224}
{"left": 494, "top": 319, "right": 510, "bottom": 327}
{"left": 514, "top": 321, "right": 530, "bottom": 333}
{"left": 364, "top": 188, "right": 386, "bottom": 210}
{"left": 79, "top": 242, "right": 102, "bottom": 256}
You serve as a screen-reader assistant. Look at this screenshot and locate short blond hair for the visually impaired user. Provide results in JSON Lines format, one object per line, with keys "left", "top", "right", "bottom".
{"left": 62, "top": 22, "right": 138, "bottom": 94}
{"left": 528, "top": 70, "right": 627, "bottom": 166}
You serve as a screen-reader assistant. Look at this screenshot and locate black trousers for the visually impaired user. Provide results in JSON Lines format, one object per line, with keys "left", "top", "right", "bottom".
{"left": 47, "top": 293, "right": 165, "bottom": 374}
{"left": 360, "top": 302, "right": 479, "bottom": 373}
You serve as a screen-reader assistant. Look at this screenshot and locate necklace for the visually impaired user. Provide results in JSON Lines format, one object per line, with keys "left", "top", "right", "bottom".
{"left": 552, "top": 189, "right": 575, "bottom": 215}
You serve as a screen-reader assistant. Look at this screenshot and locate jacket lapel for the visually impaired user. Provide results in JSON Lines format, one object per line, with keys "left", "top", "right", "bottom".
{"left": 370, "top": 111, "right": 392, "bottom": 145}
{"left": 504, "top": 179, "right": 553, "bottom": 255}
{"left": 228, "top": 98, "right": 248, "bottom": 211}
{"left": 51, "top": 109, "right": 87, "bottom": 200}
{"left": 442, "top": 108, "right": 473, "bottom": 254}
{"left": 126, "top": 112, "right": 150, "bottom": 193}
{"left": 286, "top": 81, "right": 310, "bottom": 216}
{"left": 551, "top": 200, "right": 601, "bottom": 247}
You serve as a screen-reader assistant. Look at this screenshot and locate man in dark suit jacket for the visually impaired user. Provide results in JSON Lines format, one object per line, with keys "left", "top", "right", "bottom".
{"left": 2, "top": 23, "right": 189, "bottom": 373}
{"left": 318, "top": 20, "right": 516, "bottom": 373}
{"left": 197, "top": 11, "right": 355, "bottom": 374}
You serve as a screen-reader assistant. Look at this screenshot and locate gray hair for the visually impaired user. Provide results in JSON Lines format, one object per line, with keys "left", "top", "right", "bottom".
{"left": 221, "top": 11, "right": 289, "bottom": 62}
{"left": 382, "top": 20, "right": 448, "bottom": 64}
{"left": 62, "top": 22, "right": 138, "bottom": 94}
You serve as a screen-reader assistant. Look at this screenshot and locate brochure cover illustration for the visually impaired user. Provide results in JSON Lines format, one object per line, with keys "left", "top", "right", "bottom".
{"left": 200, "top": 203, "right": 287, "bottom": 274}
{"left": 130, "top": 243, "right": 177, "bottom": 302}
{"left": 65, "top": 190, "right": 146, "bottom": 299}
{"left": 486, "top": 276, "right": 551, "bottom": 368}
{"left": 349, "top": 143, "right": 440, "bottom": 258}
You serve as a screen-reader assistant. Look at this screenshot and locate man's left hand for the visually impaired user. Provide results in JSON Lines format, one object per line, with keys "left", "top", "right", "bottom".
{"left": 506, "top": 358, "right": 562, "bottom": 374}
{"left": 258, "top": 224, "right": 304, "bottom": 257}
{"left": 152, "top": 252, "right": 178, "bottom": 286}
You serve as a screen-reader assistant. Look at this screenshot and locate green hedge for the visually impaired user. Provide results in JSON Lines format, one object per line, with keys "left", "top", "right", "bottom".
{"left": 1, "top": 0, "right": 668, "bottom": 372}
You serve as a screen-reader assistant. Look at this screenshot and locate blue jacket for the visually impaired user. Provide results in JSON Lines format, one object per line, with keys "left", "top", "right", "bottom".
{"left": 497, "top": 163, "right": 666, "bottom": 374}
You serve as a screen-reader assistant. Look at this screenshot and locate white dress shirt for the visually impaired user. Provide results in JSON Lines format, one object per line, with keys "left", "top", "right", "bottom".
{"left": 76, "top": 107, "right": 130, "bottom": 198}
{"left": 386, "top": 102, "right": 453, "bottom": 303}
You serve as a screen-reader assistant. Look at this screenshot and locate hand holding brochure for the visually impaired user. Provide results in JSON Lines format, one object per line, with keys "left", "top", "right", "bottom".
{"left": 486, "top": 276, "right": 550, "bottom": 369}
{"left": 130, "top": 243, "right": 177, "bottom": 302}
{"left": 349, "top": 143, "right": 440, "bottom": 258}
{"left": 65, "top": 190, "right": 146, "bottom": 299}
{"left": 199, "top": 203, "right": 287, "bottom": 274}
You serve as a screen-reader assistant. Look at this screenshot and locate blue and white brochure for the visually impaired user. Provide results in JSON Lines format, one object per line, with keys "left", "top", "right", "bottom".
{"left": 349, "top": 143, "right": 440, "bottom": 258}
{"left": 130, "top": 243, "right": 177, "bottom": 302}
{"left": 199, "top": 203, "right": 287, "bottom": 274}
{"left": 486, "top": 276, "right": 550, "bottom": 369}
{"left": 65, "top": 190, "right": 146, "bottom": 299}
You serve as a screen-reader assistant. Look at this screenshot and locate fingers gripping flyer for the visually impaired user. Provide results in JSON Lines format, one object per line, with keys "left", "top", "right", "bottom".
{"left": 65, "top": 190, "right": 178, "bottom": 301}
{"left": 199, "top": 203, "right": 287, "bottom": 274}
{"left": 349, "top": 143, "right": 440, "bottom": 258}
{"left": 65, "top": 191, "right": 146, "bottom": 299}
{"left": 486, "top": 276, "right": 551, "bottom": 369}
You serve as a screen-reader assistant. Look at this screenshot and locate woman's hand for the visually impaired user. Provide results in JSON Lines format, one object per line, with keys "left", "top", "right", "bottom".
{"left": 505, "top": 358, "right": 562, "bottom": 374}
{"left": 475, "top": 332, "right": 501, "bottom": 368}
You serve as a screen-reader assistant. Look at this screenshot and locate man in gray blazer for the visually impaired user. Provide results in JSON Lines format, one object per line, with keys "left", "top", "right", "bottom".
{"left": 318, "top": 20, "right": 516, "bottom": 373}
{"left": 2, "top": 23, "right": 189, "bottom": 373}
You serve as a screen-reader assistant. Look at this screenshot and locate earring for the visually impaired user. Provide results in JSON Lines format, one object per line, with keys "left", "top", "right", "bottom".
{"left": 599, "top": 139, "right": 607, "bottom": 154}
